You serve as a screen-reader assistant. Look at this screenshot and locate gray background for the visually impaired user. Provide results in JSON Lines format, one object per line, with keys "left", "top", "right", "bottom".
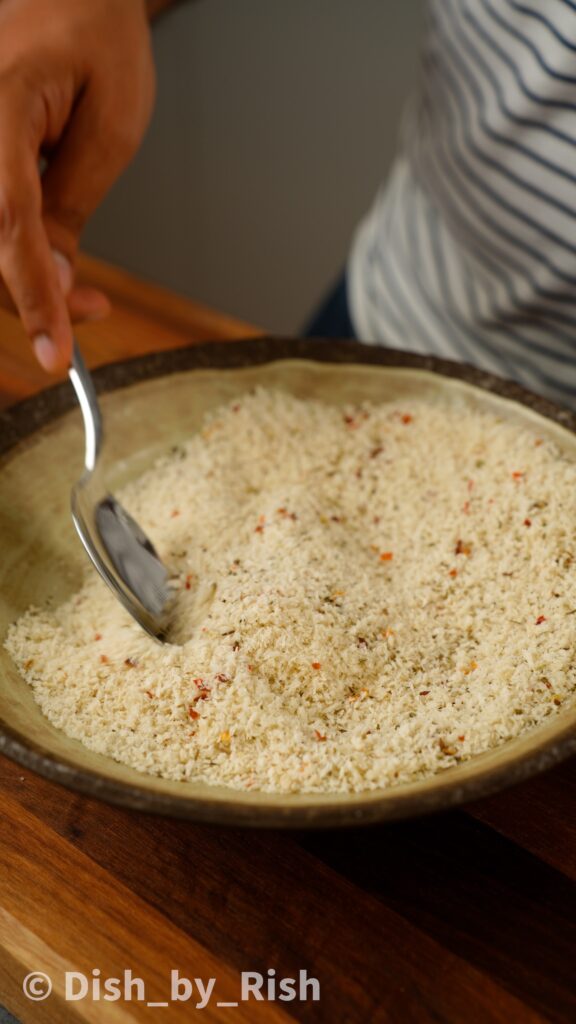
{"left": 84, "top": 0, "right": 425, "bottom": 333}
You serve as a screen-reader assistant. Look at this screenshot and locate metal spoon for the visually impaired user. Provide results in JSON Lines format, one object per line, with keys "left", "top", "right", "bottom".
{"left": 68, "top": 339, "right": 172, "bottom": 641}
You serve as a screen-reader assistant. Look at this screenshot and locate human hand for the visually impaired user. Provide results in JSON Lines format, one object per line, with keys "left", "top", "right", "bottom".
{"left": 0, "top": 0, "right": 155, "bottom": 372}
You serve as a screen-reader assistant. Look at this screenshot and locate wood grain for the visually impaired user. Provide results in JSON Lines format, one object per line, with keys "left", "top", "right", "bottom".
{"left": 0, "top": 252, "right": 574, "bottom": 1024}
{"left": 0, "top": 253, "right": 261, "bottom": 409}
{"left": 468, "top": 757, "right": 576, "bottom": 880}
{"left": 0, "top": 788, "right": 290, "bottom": 1023}
{"left": 0, "top": 759, "right": 551, "bottom": 1024}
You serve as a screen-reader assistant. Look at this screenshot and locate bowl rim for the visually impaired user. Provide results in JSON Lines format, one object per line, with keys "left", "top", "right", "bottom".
{"left": 1, "top": 336, "right": 575, "bottom": 828}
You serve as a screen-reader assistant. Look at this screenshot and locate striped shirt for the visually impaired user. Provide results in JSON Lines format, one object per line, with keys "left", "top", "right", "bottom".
{"left": 348, "top": 0, "right": 576, "bottom": 408}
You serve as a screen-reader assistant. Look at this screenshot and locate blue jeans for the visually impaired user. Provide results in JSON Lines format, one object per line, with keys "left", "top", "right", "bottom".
{"left": 303, "top": 273, "right": 356, "bottom": 339}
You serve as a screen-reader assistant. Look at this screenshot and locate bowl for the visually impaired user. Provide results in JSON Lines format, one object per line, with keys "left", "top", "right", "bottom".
{"left": 1, "top": 338, "right": 575, "bottom": 827}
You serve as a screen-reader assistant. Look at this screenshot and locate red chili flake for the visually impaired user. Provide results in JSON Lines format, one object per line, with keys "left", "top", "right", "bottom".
{"left": 99, "top": 654, "right": 109, "bottom": 665}
{"left": 401, "top": 413, "right": 413, "bottom": 425}
{"left": 232, "top": 403, "right": 241, "bottom": 413}
{"left": 94, "top": 633, "right": 102, "bottom": 641}
{"left": 455, "top": 539, "right": 472, "bottom": 556}
{"left": 343, "top": 414, "right": 358, "bottom": 428}
{"left": 232, "top": 641, "right": 240, "bottom": 652}
{"left": 373, "top": 515, "right": 381, "bottom": 525}
{"left": 536, "top": 615, "right": 547, "bottom": 625}
{"left": 458, "top": 735, "right": 465, "bottom": 742}
{"left": 370, "top": 446, "right": 384, "bottom": 458}
{"left": 171, "top": 509, "right": 180, "bottom": 518}
{"left": 314, "top": 730, "right": 327, "bottom": 742}
{"left": 512, "top": 471, "right": 525, "bottom": 481}
{"left": 215, "top": 673, "right": 230, "bottom": 683}
{"left": 311, "top": 661, "right": 322, "bottom": 670}
{"left": 188, "top": 707, "right": 200, "bottom": 720}
{"left": 534, "top": 438, "right": 543, "bottom": 447}
{"left": 191, "top": 678, "right": 211, "bottom": 701}
{"left": 247, "top": 664, "right": 254, "bottom": 672}
{"left": 331, "top": 515, "right": 341, "bottom": 523}
{"left": 380, "top": 551, "right": 394, "bottom": 562}
{"left": 254, "top": 514, "right": 266, "bottom": 534}
{"left": 184, "top": 573, "right": 193, "bottom": 590}
{"left": 194, "top": 688, "right": 211, "bottom": 702}
{"left": 449, "top": 569, "right": 458, "bottom": 578}
{"left": 124, "top": 658, "right": 137, "bottom": 668}
{"left": 523, "top": 518, "right": 532, "bottom": 527}
{"left": 462, "top": 501, "right": 470, "bottom": 514}
{"left": 277, "top": 507, "right": 287, "bottom": 516}
{"left": 357, "top": 637, "right": 369, "bottom": 648}
{"left": 419, "top": 690, "right": 430, "bottom": 696}
{"left": 145, "top": 690, "right": 155, "bottom": 699}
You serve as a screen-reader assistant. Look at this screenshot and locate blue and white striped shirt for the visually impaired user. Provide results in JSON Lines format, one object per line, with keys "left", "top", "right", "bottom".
{"left": 349, "top": 0, "right": 576, "bottom": 407}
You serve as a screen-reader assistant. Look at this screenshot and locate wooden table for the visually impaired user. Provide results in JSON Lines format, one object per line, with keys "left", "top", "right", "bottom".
{"left": 0, "top": 255, "right": 574, "bottom": 1024}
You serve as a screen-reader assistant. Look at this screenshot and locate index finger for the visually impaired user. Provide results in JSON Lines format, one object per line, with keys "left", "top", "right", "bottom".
{"left": 0, "top": 101, "right": 72, "bottom": 371}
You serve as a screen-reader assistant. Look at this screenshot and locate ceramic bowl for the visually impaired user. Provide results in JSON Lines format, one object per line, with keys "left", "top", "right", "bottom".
{"left": 1, "top": 339, "right": 574, "bottom": 826}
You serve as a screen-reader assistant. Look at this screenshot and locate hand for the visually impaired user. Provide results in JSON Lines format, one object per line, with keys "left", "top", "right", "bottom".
{"left": 0, "top": 0, "right": 155, "bottom": 372}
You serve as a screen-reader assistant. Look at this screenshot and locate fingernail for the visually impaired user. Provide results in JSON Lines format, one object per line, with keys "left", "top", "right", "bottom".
{"left": 33, "top": 333, "right": 59, "bottom": 372}
{"left": 52, "top": 249, "right": 73, "bottom": 294}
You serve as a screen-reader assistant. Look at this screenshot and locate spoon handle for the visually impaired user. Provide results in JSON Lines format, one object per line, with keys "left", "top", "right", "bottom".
{"left": 69, "top": 339, "right": 103, "bottom": 473}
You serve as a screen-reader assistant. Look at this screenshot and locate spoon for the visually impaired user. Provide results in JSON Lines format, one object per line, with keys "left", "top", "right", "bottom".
{"left": 68, "top": 339, "right": 173, "bottom": 641}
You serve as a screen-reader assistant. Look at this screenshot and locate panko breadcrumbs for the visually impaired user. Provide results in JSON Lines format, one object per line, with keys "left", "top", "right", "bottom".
{"left": 5, "top": 387, "right": 576, "bottom": 794}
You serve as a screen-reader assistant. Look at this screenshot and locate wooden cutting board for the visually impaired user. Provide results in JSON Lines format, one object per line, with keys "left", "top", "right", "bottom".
{"left": 0, "top": 255, "right": 574, "bottom": 1023}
